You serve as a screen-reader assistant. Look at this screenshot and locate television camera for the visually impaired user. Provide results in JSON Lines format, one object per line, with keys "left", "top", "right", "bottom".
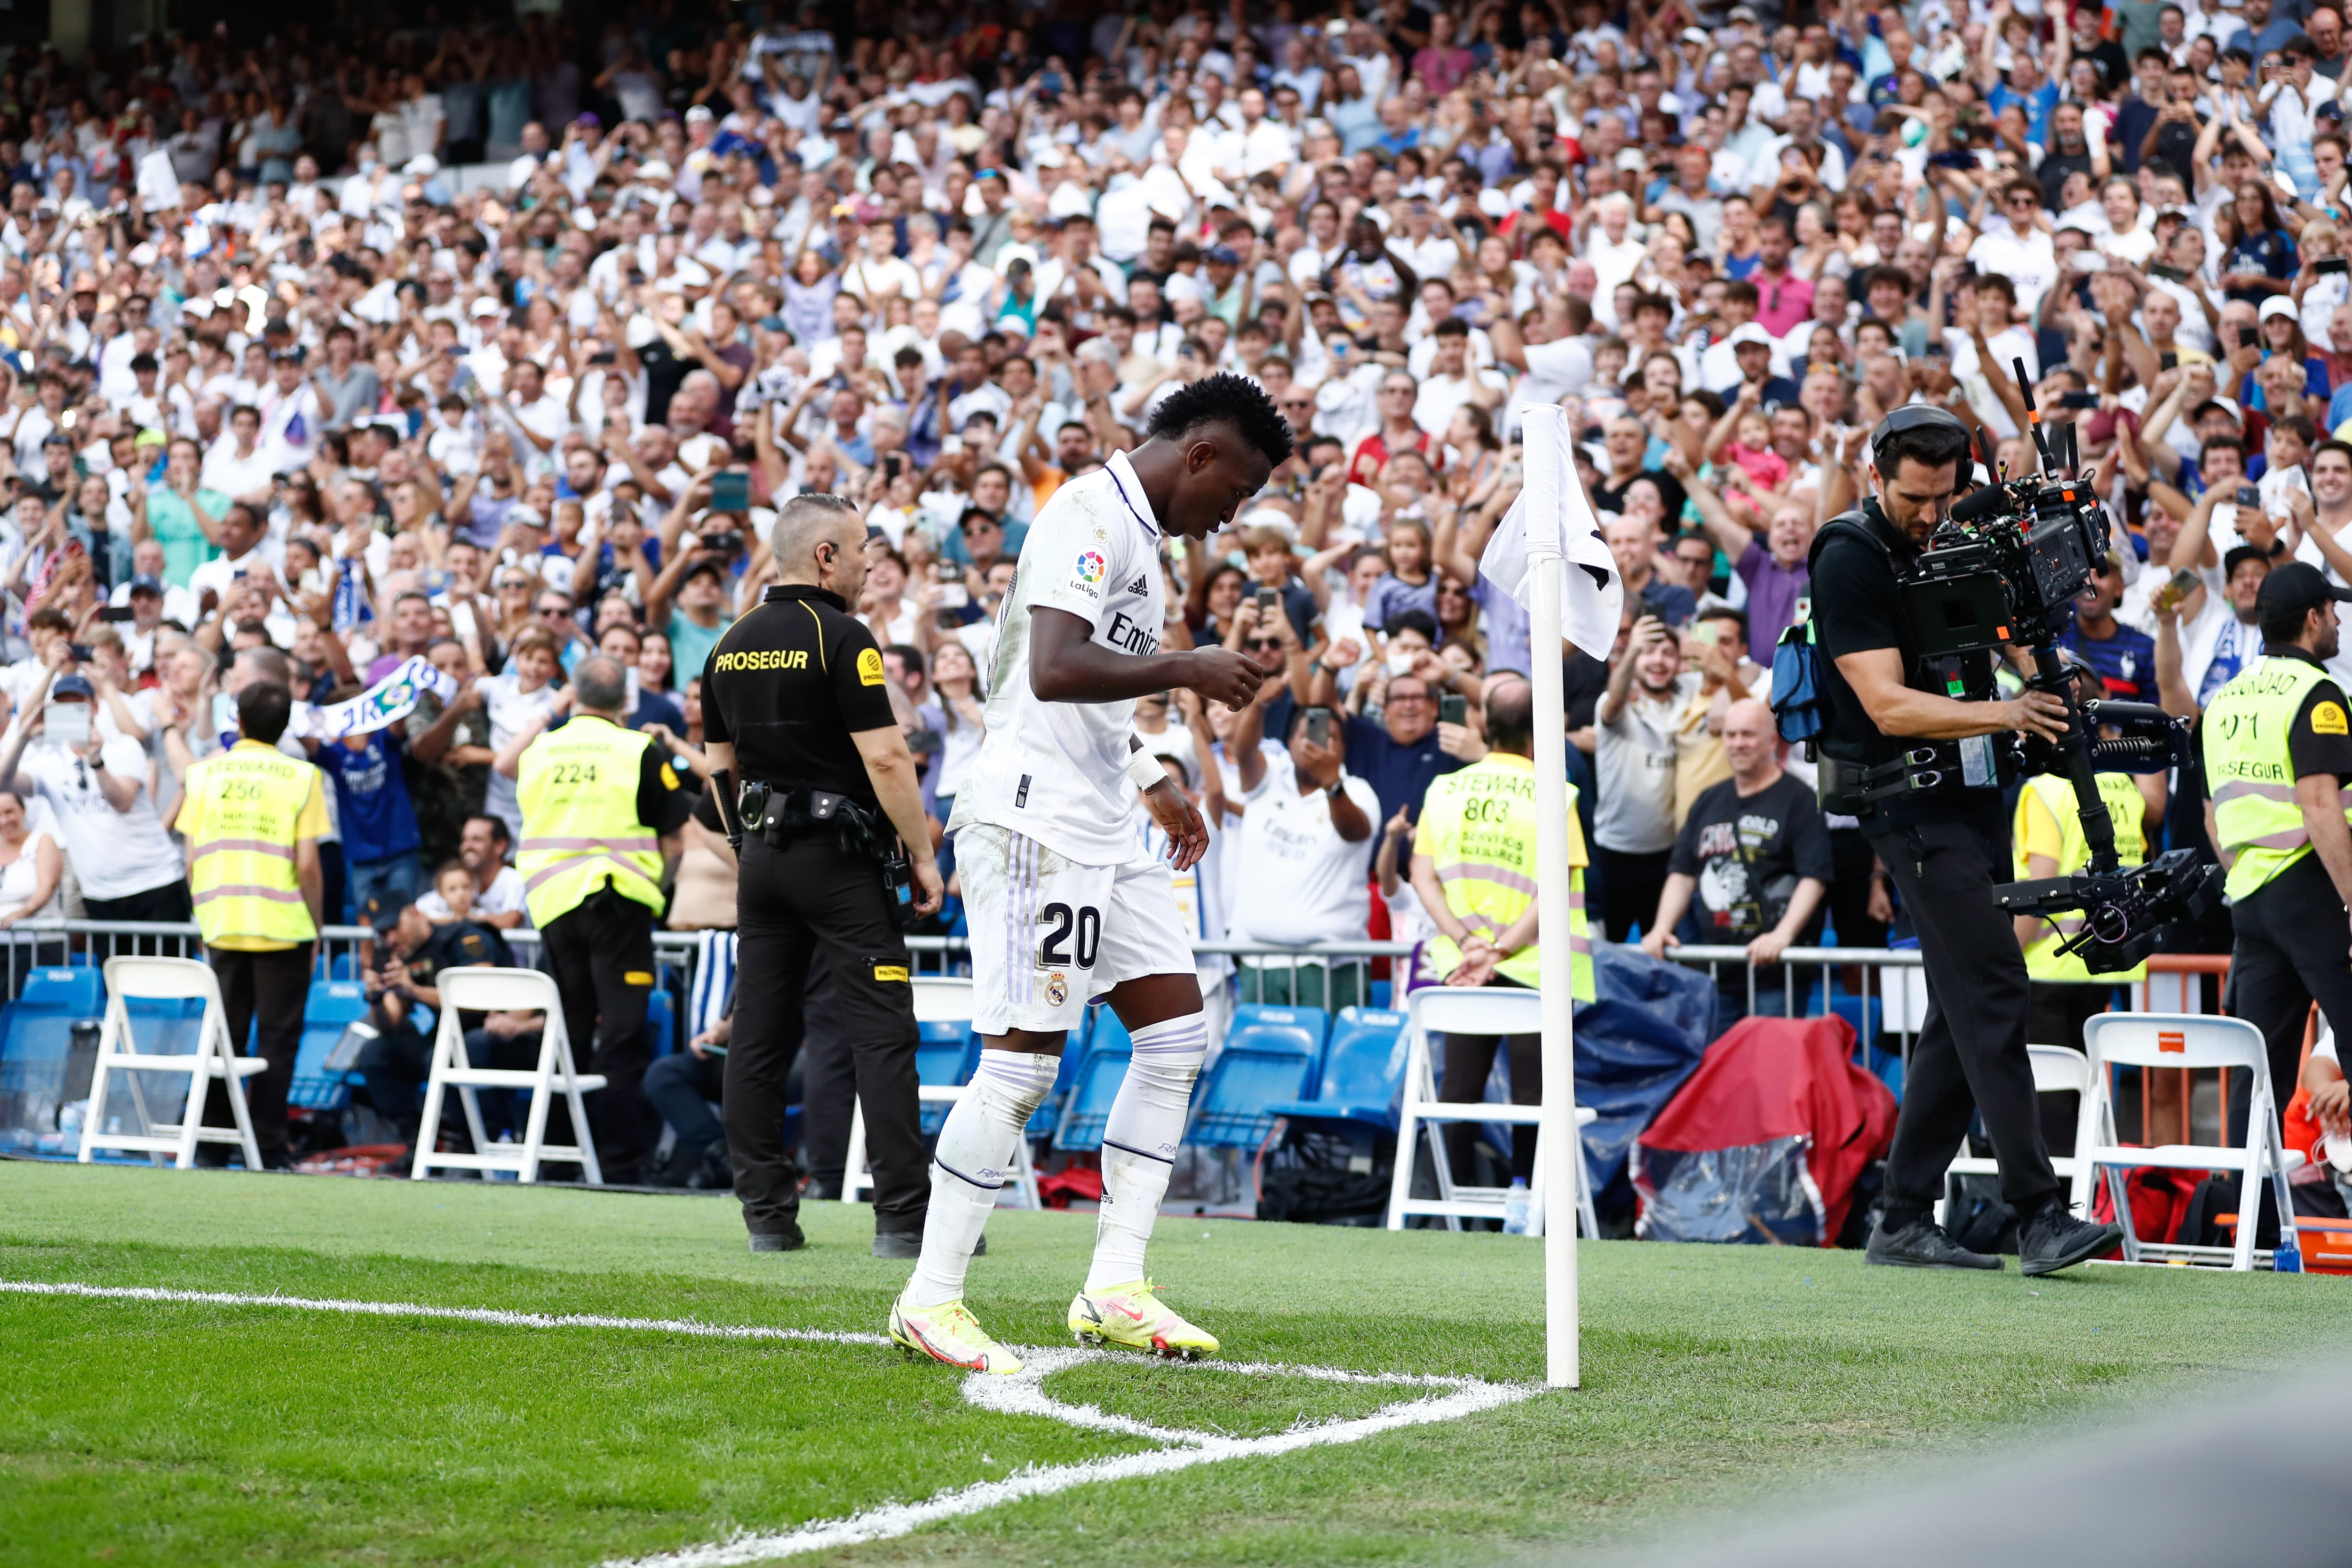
{"left": 1895, "top": 363, "right": 2221, "bottom": 973}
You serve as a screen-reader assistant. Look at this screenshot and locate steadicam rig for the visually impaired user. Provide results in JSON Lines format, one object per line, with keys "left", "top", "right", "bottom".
{"left": 1897, "top": 360, "right": 2223, "bottom": 972}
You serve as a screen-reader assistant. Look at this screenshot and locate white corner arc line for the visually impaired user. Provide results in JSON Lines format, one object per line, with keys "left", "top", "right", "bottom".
{"left": 595, "top": 1377, "right": 1541, "bottom": 1568}
{"left": 0, "top": 1279, "right": 1547, "bottom": 1568}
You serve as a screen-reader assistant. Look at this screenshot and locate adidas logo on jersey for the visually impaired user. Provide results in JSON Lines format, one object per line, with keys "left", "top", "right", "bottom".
{"left": 1125, "top": 575, "right": 1150, "bottom": 595}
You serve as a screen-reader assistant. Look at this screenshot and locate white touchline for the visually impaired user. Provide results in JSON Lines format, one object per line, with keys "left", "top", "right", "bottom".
{"left": 0, "top": 1279, "right": 896, "bottom": 1347}
{"left": 0, "top": 1279, "right": 1546, "bottom": 1568}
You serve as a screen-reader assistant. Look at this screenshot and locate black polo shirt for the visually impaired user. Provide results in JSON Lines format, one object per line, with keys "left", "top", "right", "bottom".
{"left": 702, "top": 583, "right": 899, "bottom": 808}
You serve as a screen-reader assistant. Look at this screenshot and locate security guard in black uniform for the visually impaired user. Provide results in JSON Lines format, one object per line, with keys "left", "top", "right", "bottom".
{"left": 700, "top": 492, "right": 945, "bottom": 1256}
{"left": 1810, "top": 405, "right": 2122, "bottom": 1276}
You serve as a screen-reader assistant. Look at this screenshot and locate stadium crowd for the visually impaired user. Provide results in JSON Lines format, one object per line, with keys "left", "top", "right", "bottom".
{"left": 2, "top": 0, "right": 2348, "bottom": 1168}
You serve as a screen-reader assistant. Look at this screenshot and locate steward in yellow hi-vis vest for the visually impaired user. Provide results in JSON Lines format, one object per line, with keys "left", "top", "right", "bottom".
{"left": 516, "top": 716, "right": 666, "bottom": 926}
{"left": 171, "top": 679, "right": 325, "bottom": 1167}
{"left": 1405, "top": 684, "right": 1589, "bottom": 1188}
{"left": 2200, "top": 563, "right": 2352, "bottom": 1122}
{"left": 1413, "top": 751, "right": 1596, "bottom": 998}
{"left": 504, "top": 657, "right": 690, "bottom": 1181}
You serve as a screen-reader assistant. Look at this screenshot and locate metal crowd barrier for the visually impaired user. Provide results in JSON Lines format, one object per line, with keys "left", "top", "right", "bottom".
{"left": 0, "top": 922, "right": 2233, "bottom": 1066}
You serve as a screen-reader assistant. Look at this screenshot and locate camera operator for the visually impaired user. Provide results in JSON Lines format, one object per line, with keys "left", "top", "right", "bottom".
{"left": 1812, "top": 406, "right": 2122, "bottom": 1275}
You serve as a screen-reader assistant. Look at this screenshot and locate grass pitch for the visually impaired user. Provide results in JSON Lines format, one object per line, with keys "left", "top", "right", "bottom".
{"left": 0, "top": 1161, "right": 2343, "bottom": 1568}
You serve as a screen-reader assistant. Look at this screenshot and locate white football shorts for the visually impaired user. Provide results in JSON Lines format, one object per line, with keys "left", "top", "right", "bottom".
{"left": 955, "top": 822, "right": 1194, "bottom": 1034}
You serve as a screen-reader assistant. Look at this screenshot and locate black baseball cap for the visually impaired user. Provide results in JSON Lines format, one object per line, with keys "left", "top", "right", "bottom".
{"left": 2255, "top": 560, "right": 2352, "bottom": 619}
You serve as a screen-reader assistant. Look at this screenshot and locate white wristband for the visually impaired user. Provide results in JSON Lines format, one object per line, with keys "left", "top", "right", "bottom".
{"left": 1125, "top": 746, "right": 1170, "bottom": 792}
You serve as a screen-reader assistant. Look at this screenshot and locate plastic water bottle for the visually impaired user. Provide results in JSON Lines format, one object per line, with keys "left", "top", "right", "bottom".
{"left": 2275, "top": 1236, "right": 2304, "bottom": 1273}
{"left": 1502, "top": 1178, "right": 1530, "bottom": 1235}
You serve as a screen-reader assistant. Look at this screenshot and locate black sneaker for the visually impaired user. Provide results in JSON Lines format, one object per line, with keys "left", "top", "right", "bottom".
{"left": 749, "top": 1225, "right": 806, "bottom": 1254}
{"left": 2017, "top": 1202, "right": 2122, "bottom": 1277}
{"left": 1866, "top": 1215, "right": 2003, "bottom": 1270}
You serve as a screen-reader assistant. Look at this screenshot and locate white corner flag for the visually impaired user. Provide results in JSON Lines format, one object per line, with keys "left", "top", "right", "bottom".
{"left": 1477, "top": 403, "right": 1625, "bottom": 661}
{"left": 1478, "top": 402, "right": 1621, "bottom": 1390}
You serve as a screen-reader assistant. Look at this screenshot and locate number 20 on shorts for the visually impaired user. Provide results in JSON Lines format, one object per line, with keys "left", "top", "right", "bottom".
{"left": 1039, "top": 902, "right": 1102, "bottom": 968}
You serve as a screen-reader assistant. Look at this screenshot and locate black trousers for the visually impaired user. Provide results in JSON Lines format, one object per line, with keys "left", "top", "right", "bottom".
{"left": 540, "top": 888, "right": 658, "bottom": 1170}
{"left": 1870, "top": 814, "right": 2062, "bottom": 1217}
{"left": 86, "top": 880, "right": 196, "bottom": 955}
{"left": 199, "top": 942, "right": 313, "bottom": 1160}
{"left": 1437, "top": 978, "right": 1542, "bottom": 1183}
{"left": 727, "top": 831, "right": 926, "bottom": 1238}
{"left": 1595, "top": 844, "right": 1673, "bottom": 943}
{"left": 2223, "top": 852, "right": 2352, "bottom": 1144}
{"left": 794, "top": 955, "right": 860, "bottom": 1194}
{"left": 644, "top": 1048, "right": 726, "bottom": 1150}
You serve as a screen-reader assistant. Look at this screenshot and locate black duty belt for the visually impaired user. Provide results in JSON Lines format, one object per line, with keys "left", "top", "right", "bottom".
{"left": 738, "top": 781, "right": 882, "bottom": 854}
{"left": 737, "top": 780, "right": 921, "bottom": 930}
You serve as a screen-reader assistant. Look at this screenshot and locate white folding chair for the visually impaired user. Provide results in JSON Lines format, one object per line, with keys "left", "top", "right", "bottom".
{"left": 2082, "top": 1012, "right": 2300, "bottom": 1271}
{"left": 411, "top": 968, "right": 606, "bottom": 1185}
{"left": 78, "top": 956, "right": 264, "bottom": 1170}
{"left": 1385, "top": 986, "right": 1600, "bottom": 1239}
{"left": 1934, "top": 1043, "right": 2098, "bottom": 1225}
{"left": 844, "top": 976, "right": 1041, "bottom": 1208}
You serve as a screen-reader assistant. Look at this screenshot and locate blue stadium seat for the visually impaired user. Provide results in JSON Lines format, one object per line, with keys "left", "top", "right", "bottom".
{"left": 1260, "top": 1006, "right": 1410, "bottom": 1132}
{"left": 0, "top": 969, "right": 107, "bottom": 1151}
{"left": 1053, "top": 1010, "right": 1133, "bottom": 1152}
{"left": 1227, "top": 1003, "right": 1330, "bottom": 1051}
{"left": 1184, "top": 1017, "right": 1321, "bottom": 1149}
{"left": 288, "top": 981, "right": 369, "bottom": 1112}
{"left": 23, "top": 967, "right": 104, "bottom": 1016}
{"left": 917, "top": 1019, "right": 981, "bottom": 1135}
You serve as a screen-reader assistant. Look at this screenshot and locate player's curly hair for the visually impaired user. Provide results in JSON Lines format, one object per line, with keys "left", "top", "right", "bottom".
{"left": 1146, "top": 371, "right": 1295, "bottom": 467}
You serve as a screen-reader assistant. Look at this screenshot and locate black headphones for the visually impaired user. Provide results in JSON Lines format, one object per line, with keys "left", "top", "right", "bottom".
{"left": 1867, "top": 403, "right": 1972, "bottom": 468}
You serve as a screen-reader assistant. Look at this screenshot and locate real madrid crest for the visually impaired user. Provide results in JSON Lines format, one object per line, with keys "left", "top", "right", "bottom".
{"left": 1046, "top": 971, "right": 1069, "bottom": 1007}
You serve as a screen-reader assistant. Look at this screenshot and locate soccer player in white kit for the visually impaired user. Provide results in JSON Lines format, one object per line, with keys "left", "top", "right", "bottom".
{"left": 889, "top": 374, "right": 1292, "bottom": 1374}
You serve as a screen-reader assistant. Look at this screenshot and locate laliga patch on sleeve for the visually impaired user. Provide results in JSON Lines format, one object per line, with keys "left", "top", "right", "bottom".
{"left": 2316, "top": 701, "right": 2349, "bottom": 736}
{"left": 873, "top": 964, "right": 909, "bottom": 983}
{"left": 624, "top": 970, "right": 655, "bottom": 986}
{"left": 660, "top": 761, "right": 680, "bottom": 790}
{"left": 1067, "top": 548, "right": 1107, "bottom": 598}
{"left": 856, "top": 647, "right": 886, "bottom": 686}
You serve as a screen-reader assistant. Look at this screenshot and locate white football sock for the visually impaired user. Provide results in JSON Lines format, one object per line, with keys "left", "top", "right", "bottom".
{"left": 1087, "top": 1012, "right": 1208, "bottom": 1293}
{"left": 906, "top": 1049, "right": 1057, "bottom": 1309}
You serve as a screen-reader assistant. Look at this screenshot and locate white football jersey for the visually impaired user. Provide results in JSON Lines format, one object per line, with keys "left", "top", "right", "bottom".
{"left": 950, "top": 449, "right": 1168, "bottom": 866}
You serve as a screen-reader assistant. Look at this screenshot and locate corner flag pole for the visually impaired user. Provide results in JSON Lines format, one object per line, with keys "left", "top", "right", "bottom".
{"left": 1527, "top": 521, "right": 1580, "bottom": 1392}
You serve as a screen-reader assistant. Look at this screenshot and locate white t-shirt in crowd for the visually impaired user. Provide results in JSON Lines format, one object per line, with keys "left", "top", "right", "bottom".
{"left": 416, "top": 864, "right": 531, "bottom": 926}
{"left": 13, "top": 732, "right": 185, "bottom": 899}
{"left": 950, "top": 447, "right": 1168, "bottom": 867}
{"left": 1595, "top": 672, "right": 1700, "bottom": 854}
{"left": 1227, "top": 746, "right": 1380, "bottom": 949}
{"left": 481, "top": 672, "right": 564, "bottom": 752}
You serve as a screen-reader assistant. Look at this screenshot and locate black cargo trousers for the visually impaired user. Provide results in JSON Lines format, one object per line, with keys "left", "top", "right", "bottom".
{"left": 1868, "top": 812, "right": 2065, "bottom": 1219}
{"left": 725, "top": 829, "right": 928, "bottom": 1240}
